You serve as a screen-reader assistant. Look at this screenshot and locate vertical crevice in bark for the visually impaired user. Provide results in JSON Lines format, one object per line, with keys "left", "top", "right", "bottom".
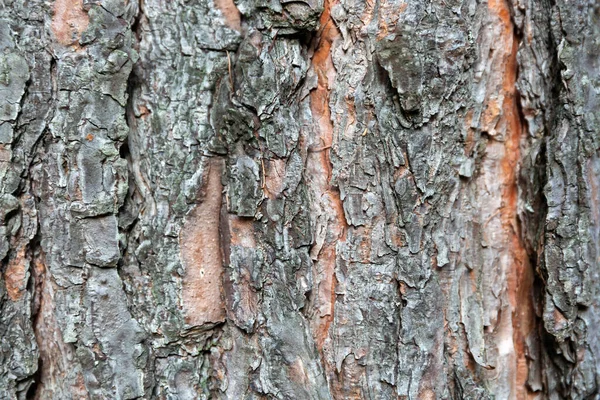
{"left": 506, "top": 0, "right": 600, "bottom": 394}
{"left": 28, "top": 236, "right": 44, "bottom": 400}
{"left": 121, "top": 0, "right": 142, "bottom": 240}
{"left": 474, "top": 0, "right": 540, "bottom": 395}
{"left": 499, "top": 6, "right": 539, "bottom": 398}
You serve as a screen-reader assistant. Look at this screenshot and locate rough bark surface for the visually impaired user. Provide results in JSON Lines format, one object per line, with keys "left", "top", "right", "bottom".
{"left": 0, "top": 0, "right": 598, "bottom": 398}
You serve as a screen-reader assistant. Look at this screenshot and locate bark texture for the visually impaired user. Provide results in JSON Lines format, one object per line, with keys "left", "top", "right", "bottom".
{"left": 0, "top": 0, "right": 599, "bottom": 398}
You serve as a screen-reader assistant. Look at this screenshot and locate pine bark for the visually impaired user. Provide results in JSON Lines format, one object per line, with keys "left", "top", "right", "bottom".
{"left": 0, "top": 0, "right": 599, "bottom": 398}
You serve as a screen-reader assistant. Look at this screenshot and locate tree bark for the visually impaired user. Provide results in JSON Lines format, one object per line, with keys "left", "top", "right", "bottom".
{"left": 0, "top": 0, "right": 599, "bottom": 398}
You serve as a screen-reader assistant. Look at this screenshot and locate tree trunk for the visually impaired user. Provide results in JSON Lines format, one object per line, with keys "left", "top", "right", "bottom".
{"left": 0, "top": 0, "right": 599, "bottom": 397}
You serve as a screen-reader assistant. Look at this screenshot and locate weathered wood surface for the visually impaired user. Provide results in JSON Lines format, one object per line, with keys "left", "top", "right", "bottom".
{"left": 0, "top": 0, "right": 598, "bottom": 398}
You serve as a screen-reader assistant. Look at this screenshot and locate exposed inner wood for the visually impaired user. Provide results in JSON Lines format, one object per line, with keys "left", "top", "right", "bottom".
{"left": 214, "top": 0, "right": 242, "bottom": 32}
{"left": 51, "top": 0, "right": 89, "bottom": 47}
{"left": 263, "top": 159, "right": 286, "bottom": 200}
{"left": 180, "top": 158, "right": 227, "bottom": 326}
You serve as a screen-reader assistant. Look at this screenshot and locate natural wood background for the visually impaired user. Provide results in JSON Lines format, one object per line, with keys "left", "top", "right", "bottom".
{"left": 0, "top": 0, "right": 599, "bottom": 398}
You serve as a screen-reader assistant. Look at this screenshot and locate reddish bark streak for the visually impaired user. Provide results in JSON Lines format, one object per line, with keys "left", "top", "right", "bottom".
{"left": 4, "top": 246, "right": 27, "bottom": 302}
{"left": 51, "top": 0, "right": 89, "bottom": 47}
{"left": 308, "top": 0, "right": 350, "bottom": 394}
{"left": 180, "top": 158, "right": 227, "bottom": 326}
{"left": 214, "top": 0, "right": 242, "bottom": 31}
{"left": 486, "top": 0, "right": 536, "bottom": 396}
{"left": 309, "top": 0, "right": 344, "bottom": 346}
{"left": 228, "top": 215, "right": 256, "bottom": 247}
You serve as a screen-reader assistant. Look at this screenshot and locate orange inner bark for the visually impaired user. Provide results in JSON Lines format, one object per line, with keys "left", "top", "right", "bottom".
{"left": 180, "top": 159, "right": 227, "bottom": 326}
{"left": 214, "top": 0, "right": 242, "bottom": 32}
{"left": 309, "top": 0, "right": 346, "bottom": 351}
{"left": 51, "top": 0, "right": 89, "bottom": 47}
{"left": 488, "top": 0, "right": 536, "bottom": 396}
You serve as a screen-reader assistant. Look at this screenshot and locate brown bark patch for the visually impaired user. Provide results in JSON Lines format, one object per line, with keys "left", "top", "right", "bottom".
{"left": 485, "top": 0, "right": 537, "bottom": 396}
{"left": 214, "top": 0, "right": 242, "bottom": 31}
{"left": 464, "top": 109, "right": 475, "bottom": 155}
{"left": 180, "top": 158, "right": 226, "bottom": 326}
{"left": 51, "top": 0, "right": 89, "bottom": 47}
{"left": 481, "top": 98, "right": 502, "bottom": 134}
{"left": 288, "top": 358, "right": 309, "bottom": 386}
{"left": 552, "top": 308, "right": 568, "bottom": 332}
{"left": 4, "top": 246, "right": 28, "bottom": 301}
